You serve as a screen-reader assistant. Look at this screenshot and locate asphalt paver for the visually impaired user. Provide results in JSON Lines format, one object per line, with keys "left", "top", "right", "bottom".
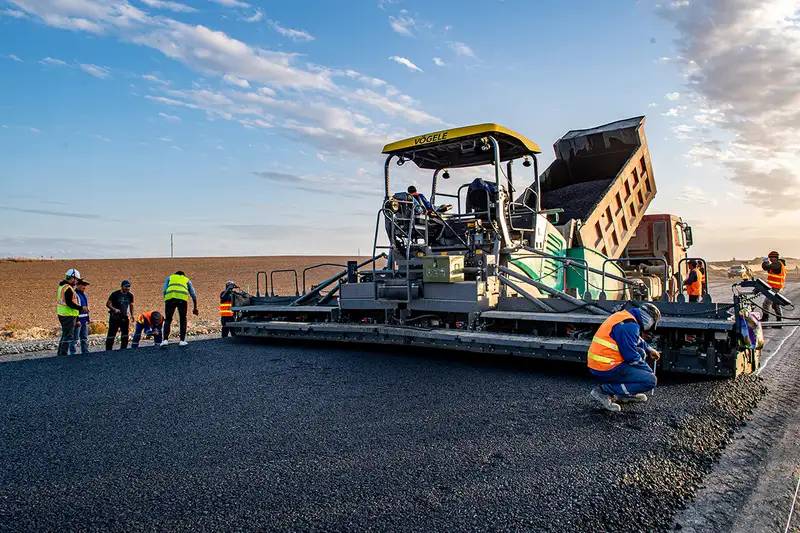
{"left": 0, "top": 335, "right": 765, "bottom": 532}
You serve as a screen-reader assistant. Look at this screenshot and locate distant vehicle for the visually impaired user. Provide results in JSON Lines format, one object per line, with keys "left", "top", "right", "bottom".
{"left": 727, "top": 264, "right": 746, "bottom": 278}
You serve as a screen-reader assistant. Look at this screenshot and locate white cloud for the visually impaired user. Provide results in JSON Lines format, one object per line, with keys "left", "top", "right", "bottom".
{"left": 133, "top": 21, "right": 329, "bottom": 89}
{"left": 377, "top": 0, "right": 398, "bottom": 9}
{"left": 657, "top": 0, "right": 800, "bottom": 211}
{"left": 675, "top": 185, "right": 719, "bottom": 205}
{"left": 208, "top": 0, "right": 249, "bottom": 8}
{"left": 350, "top": 89, "right": 443, "bottom": 125}
{"left": 171, "top": 145, "right": 183, "bottom": 151}
{"left": 0, "top": 8, "right": 27, "bottom": 18}
{"left": 443, "top": 24, "right": 452, "bottom": 31}
{"left": 29, "top": 127, "right": 41, "bottom": 133}
{"left": 91, "top": 134, "right": 112, "bottom": 142}
{"left": 146, "top": 95, "right": 199, "bottom": 109}
{"left": 79, "top": 63, "right": 110, "bottom": 78}
{"left": 159, "top": 112, "right": 181, "bottom": 121}
{"left": 316, "top": 153, "right": 326, "bottom": 162}
{"left": 432, "top": 57, "right": 445, "bottom": 67}
{"left": 6, "top": 54, "right": 23, "bottom": 62}
{"left": 40, "top": 57, "right": 67, "bottom": 66}
{"left": 223, "top": 73, "right": 250, "bottom": 88}
{"left": 268, "top": 19, "right": 314, "bottom": 42}
{"left": 142, "top": 73, "right": 170, "bottom": 85}
{"left": 389, "top": 15, "right": 416, "bottom": 36}
{"left": 647, "top": 102, "right": 658, "bottom": 108}
{"left": 10, "top": 0, "right": 443, "bottom": 163}
{"left": 159, "top": 137, "right": 172, "bottom": 141}
{"left": 448, "top": 41, "right": 476, "bottom": 58}
{"left": 239, "top": 118, "right": 272, "bottom": 129}
{"left": 665, "top": 92, "right": 680, "bottom": 100}
{"left": 243, "top": 8, "right": 262, "bottom": 22}
{"left": 139, "top": 0, "right": 197, "bottom": 13}
{"left": 389, "top": 55, "right": 422, "bottom": 72}
{"left": 661, "top": 105, "right": 687, "bottom": 117}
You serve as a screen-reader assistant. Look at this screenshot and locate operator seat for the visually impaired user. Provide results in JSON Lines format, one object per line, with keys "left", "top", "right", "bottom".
{"left": 465, "top": 178, "right": 497, "bottom": 222}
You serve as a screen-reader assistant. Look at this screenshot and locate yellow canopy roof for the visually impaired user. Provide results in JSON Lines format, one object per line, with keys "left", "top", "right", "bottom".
{"left": 381, "top": 123, "right": 542, "bottom": 170}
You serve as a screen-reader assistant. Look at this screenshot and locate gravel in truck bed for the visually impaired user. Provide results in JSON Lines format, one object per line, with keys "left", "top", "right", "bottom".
{"left": 0, "top": 338, "right": 765, "bottom": 532}
{"left": 541, "top": 178, "right": 614, "bottom": 223}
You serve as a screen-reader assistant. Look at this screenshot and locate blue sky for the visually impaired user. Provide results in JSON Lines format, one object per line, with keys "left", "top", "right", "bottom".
{"left": 1, "top": 0, "right": 799, "bottom": 260}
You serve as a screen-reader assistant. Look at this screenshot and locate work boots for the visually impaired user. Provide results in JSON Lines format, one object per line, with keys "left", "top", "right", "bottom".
{"left": 590, "top": 387, "right": 621, "bottom": 412}
{"left": 617, "top": 394, "right": 648, "bottom": 403}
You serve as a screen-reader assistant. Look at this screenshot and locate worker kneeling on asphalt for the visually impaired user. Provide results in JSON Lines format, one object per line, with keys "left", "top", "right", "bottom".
{"left": 588, "top": 302, "right": 662, "bottom": 412}
{"left": 131, "top": 311, "right": 163, "bottom": 348}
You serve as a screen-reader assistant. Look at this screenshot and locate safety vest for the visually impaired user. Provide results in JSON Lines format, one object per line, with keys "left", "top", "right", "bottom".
{"left": 686, "top": 268, "right": 702, "bottom": 296}
{"left": 767, "top": 262, "right": 786, "bottom": 290}
{"left": 57, "top": 284, "right": 80, "bottom": 317}
{"left": 587, "top": 310, "right": 635, "bottom": 372}
{"left": 219, "top": 291, "right": 233, "bottom": 317}
{"left": 164, "top": 274, "right": 190, "bottom": 301}
{"left": 137, "top": 311, "right": 155, "bottom": 325}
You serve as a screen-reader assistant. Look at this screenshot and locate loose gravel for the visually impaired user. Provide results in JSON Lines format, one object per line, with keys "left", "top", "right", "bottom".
{"left": 541, "top": 179, "right": 614, "bottom": 223}
{"left": 0, "top": 338, "right": 765, "bottom": 532}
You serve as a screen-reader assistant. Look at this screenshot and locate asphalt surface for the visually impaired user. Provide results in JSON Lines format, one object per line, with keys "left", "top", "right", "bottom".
{"left": 0, "top": 333, "right": 766, "bottom": 533}
{"left": 674, "top": 281, "right": 800, "bottom": 533}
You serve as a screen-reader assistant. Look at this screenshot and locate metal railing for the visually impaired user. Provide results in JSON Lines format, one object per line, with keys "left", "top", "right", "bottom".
{"left": 269, "top": 269, "right": 299, "bottom": 297}
{"left": 601, "top": 257, "right": 668, "bottom": 302}
{"left": 255, "top": 270, "right": 268, "bottom": 297}
{"left": 302, "top": 263, "right": 346, "bottom": 294}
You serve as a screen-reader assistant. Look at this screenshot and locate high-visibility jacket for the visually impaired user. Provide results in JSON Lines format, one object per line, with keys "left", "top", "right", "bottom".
{"left": 686, "top": 268, "right": 702, "bottom": 296}
{"left": 219, "top": 290, "right": 233, "bottom": 317}
{"left": 57, "top": 283, "right": 80, "bottom": 317}
{"left": 587, "top": 310, "right": 636, "bottom": 372}
{"left": 137, "top": 311, "right": 160, "bottom": 327}
{"left": 164, "top": 274, "right": 190, "bottom": 301}
{"left": 767, "top": 262, "right": 786, "bottom": 290}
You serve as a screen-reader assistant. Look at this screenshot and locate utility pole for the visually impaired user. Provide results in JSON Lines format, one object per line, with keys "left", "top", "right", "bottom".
{"left": 170, "top": 233, "right": 174, "bottom": 258}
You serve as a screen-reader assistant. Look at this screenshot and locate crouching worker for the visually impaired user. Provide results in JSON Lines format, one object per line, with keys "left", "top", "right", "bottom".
{"left": 588, "top": 302, "right": 662, "bottom": 412}
{"left": 131, "top": 311, "right": 164, "bottom": 348}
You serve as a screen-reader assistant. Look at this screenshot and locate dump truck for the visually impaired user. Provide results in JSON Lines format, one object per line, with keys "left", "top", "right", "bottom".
{"left": 228, "top": 117, "right": 790, "bottom": 377}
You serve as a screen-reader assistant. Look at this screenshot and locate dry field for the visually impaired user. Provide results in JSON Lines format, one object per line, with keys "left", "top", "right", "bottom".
{"left": 0, "top": 256, "right": 366, "bottom": 338}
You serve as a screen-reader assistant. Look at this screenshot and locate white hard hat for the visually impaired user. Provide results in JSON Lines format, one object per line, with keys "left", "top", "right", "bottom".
{"left": 65, "top": 268, "right": 81, "bottom": 279}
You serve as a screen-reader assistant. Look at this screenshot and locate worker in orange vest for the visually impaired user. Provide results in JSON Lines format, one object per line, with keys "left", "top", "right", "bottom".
{"left": 683, "top": 260, "right": 702, "bottom": 303}
{"left": 219, "top": 281, "right": 240, "bottom": 338}
{"left": 762, "top": 251, "right": 786, "bottom": 324}
{"left": 588, "top": 302, "right": 662, "bottom": 412}
{"left": 131, "top": 311, "right": 163, "bottom": 348}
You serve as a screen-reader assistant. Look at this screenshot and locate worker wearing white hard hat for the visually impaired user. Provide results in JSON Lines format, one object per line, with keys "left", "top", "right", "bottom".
{"left": 219, "top": 281, "right": 240, "bottom": 338}
{"left": 57, "top": 268, "right": 88, "bottom": 356}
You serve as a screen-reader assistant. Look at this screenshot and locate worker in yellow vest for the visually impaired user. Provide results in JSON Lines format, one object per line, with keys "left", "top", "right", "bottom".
{"left": 683, "top": 260, "right": 702, "bottom": 303}
{"left": 57, "top": 268, "right": 88, "bottom": 356}
{"left": 762, "top": 251, "right": 786, "bottom": 324}
{"left": 588, "top": 302, "right": 662, "bottom": 412}
{"left": 160, "top": 270, "right": 198, "bottom": 347}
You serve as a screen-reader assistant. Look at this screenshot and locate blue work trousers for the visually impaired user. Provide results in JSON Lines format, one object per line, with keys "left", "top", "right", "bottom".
{"left": 131, "top": 322, "right": 163, "bottom": 348}
{"left": 69, "top": 322, "right": 89, "bottom": 355}
{"left": 593, "top": 361, "right": 656, "bottom": 397}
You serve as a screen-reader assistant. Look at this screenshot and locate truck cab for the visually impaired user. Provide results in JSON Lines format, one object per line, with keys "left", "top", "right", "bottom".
{"left": 624, "top": 214, "right": 695, "bottom": 300}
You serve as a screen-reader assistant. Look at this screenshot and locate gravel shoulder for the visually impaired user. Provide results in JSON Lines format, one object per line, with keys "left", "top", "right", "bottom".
{"left": 674, "top": 282, "right": 800, "bottom": 533}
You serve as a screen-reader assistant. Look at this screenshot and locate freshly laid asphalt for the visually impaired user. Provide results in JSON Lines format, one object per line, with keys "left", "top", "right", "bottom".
{"left": 0, "top": 333, "right": 766, "bottom": 532}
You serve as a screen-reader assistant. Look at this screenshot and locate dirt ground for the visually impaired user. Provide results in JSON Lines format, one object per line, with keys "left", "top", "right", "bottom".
{"left": 0, "top": 256, "right": 366, "bottom": 338}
